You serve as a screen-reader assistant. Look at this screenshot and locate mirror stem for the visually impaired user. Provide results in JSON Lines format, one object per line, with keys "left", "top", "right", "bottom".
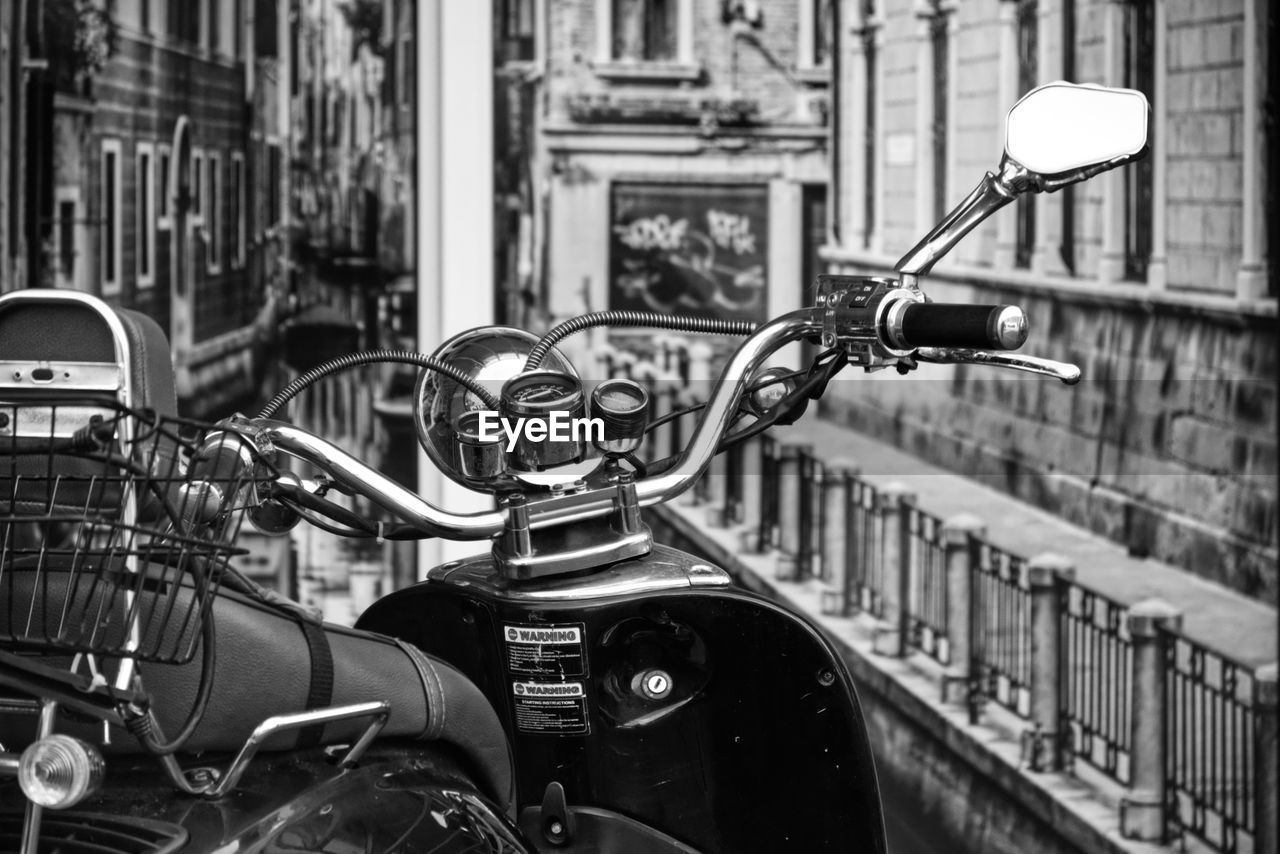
{"left": 895, "top": 156, "right": 1027, "bottom": 281}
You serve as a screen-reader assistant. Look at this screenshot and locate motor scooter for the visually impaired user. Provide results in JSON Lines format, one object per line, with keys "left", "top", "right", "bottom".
{"left": 0, "top": 81, "right": 1148, "bottom": 852}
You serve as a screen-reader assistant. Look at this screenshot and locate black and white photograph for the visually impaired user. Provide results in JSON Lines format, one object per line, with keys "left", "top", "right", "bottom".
{"left": 0, "top": 1, "right": 1275, "bottom": 852}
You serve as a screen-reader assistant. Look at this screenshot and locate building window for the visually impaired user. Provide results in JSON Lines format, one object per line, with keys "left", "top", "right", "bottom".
{"left": 399, "top": 32, "right": 413, "bottom": 106}
{"left": 1059, "top": 0, "right": 1076, "bottom": 273}
{"left": 191, "top": 149, "right": 204, "bottom": 222}
{"left": 56, "top": 197, "right": 77, "bottom": 286}
{"left": 800, "top": 0, "right": 835, "bottom": 70}
{"left": 136, "top": 142, "right": 155, "bottom": 287}
{"left": 101, "top": 140, "right": 122, "bottom": 295}
{"left": 167, "top": 0, "right": 198, "bottom": 43}
{"left": 501, "top": 0, "right": 535, "bottom": 62}
{"left": 230, "top": 152, "right": 245, "bottom": 268}
{"left": 1014, "top": 0, "right": 1036, "bottom": 269}
{"left": 610, "top": 182, "right": 769, "bottom": 322}
{"left": 931, "top": 7, "right": 949, "bottom": 224}
{"left": 208, "top": 0, "right": 220, "bottom": 54}
{"left": 157, "top": 144, "right": 172, "bottom": 230}
{"left": 612, "top": 0, "right": 677, "bottom": 61}
{"left": 862, "top": 1, "right": 878, "bottom": 249}
{"left": 267, "top": 142, "right": 281, "bottom": 226}
{"left": 1123, "top": 0, "right": 1154, "bottom": 282}
{"left": 206, "top": 151, "right": 221, "bottom": 274}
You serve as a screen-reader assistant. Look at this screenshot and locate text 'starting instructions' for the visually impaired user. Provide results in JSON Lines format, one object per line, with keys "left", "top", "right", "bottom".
{"left": 511, "top": 680, "right": 590, "bottom": 735}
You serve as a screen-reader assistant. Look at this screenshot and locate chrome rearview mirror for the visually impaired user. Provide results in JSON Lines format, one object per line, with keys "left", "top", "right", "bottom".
{"left": 1005, "top": 82, "right": 1148, "bottom": 176}
{"left": 896, "top": 81, "right": 1150, "bottom": 279}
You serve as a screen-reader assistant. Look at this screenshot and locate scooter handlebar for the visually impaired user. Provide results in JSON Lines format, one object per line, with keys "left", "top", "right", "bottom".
{"left": 883, "top": 302, "right": 1029, "bottom": 352}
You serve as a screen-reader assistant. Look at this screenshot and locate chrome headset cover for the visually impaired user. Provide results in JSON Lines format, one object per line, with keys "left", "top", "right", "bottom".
{"left": 412, "top": 326, "right": 578, "bottom": 493}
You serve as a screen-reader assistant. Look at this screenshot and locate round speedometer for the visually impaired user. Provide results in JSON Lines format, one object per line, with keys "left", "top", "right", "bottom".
{"left": 504, "top": 372, "right": 581, "bottom": 411}
{"left": 500, "top": 371, "right": 588, "bottom": 471}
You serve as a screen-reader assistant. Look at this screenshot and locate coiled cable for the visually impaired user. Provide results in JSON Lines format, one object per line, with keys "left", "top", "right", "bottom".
{"left": 524, "top": 311, "right": 757, "bottom": 370}
{"left": 258, "top": 350, "right": 501, "bottom": 419}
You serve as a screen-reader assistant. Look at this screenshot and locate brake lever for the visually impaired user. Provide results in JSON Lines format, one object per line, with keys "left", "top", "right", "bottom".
{"left": 913, "top": 347, "right": 1082, "bottom": 385}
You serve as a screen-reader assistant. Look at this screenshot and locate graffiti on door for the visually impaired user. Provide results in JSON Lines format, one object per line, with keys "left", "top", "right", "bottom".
{"left": 609, "top": 183, "right": 768, "bottom": 322}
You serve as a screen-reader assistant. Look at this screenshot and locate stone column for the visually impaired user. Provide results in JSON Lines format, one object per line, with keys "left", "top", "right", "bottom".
{"left": 1257, "top": 663, "right": 1278, "bottom": 854}
{"left": 866, "top": 12, "right": 886, "bottom": 255}
{"left": 1031, "top": 0, "right": 1070, "bottom": 276}
{"left": 913, "top": 1, "right": 937, "bottom": 237}
{"left": 676, "top": 0, "right": 694, "bottom": 65}
{"left": 1097, "top": 0, "right": 1128, "bottom": 283}
{"left": 1120, "top": 598, "right": 1183, "bottom": 841}
{"left": 1236, "top": 0, "right": 1269, "bottom": 298}
{"left": 845, "top": 7, "right": 869, "bottom": 249}
{"left": 820, "top": 460, "right": 857, "bottom": 614}
{"left": 941, "top": 513, "right": 985, "bottom": 703}
{"left": 1026, "top": 553, "right": 1074, "bottom": 772}
{"left": 992, "top": 0, "right": 1021, "bottom": 269}
{"left": 775, "top": 441, "right": 809, "bottom": 580}
{"left": 687, "top": 341, "right": 713, "bottom": 389}
{"left": 1145, "top": 0, "right": 1169, "bottom": 289}
{"left": 872, "top": 483, "right": 915, "bottom": 657}
{"left": 594, "top": 0, "right": 612, "bottom": 64}
{"left": 681, "top": 342, "right": 714, "bottom": 506}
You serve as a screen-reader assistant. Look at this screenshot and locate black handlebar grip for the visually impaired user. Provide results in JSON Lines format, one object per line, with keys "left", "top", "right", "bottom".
{"left": 889, "top": 302, "right": 1029, "bottom": 351}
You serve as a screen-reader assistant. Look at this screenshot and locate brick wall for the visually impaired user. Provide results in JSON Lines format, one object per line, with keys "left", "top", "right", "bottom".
{"left": 1165, "top": 0, "right": 1245, "bottom": 293}
{"left": 822, "top": 275, "right": 1277, "bottom": 599}
{"left": 827, "top": 0, "right": 1276, "bottom": 599}
{"left": 89, "top": 34, "right": 256, "bottom": 340}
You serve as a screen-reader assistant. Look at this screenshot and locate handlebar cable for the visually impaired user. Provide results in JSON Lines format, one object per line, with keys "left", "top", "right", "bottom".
{"left": 524, "top": 311, "right": 758, "bottom": 371}
{"left": 717, "top": 349, "right": 847, "bottom": 451}
{"left": 270, "top": 479, "right": 434, "bottom": 540}
{"left": 641, "top": 367, "right": 809, "bottom": 436}
{"left": 644, "top": 350, "right": 846, "bottom": 475}
{"left": 126, "top": 609, "right": 216, "bottom": 755}
{"left": 257, "top": 350, "right": 501, "bottom": 419}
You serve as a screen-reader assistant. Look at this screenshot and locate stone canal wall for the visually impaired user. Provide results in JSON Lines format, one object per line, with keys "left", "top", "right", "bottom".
{"left": 651, "top": 506, "right": 1204, "bottom": 854}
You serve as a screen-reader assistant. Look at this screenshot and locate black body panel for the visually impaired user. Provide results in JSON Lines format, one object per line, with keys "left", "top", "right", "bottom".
{"left": 357, "top": 548, "right": 887, "bottom": 854}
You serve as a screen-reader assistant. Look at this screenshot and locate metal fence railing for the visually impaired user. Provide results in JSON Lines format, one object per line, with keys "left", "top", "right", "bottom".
{"left": 795, "top": 447, "right": 823, "bottom": 581}
{"left": 1163, "top": 633, "right": 1258, "bottom": 854}
{"left": 722, "top": 439, "right": 745, "bottom": 527}
{"left": 845, "top": 476, "right": 883, "bottom": 618}
{"left": 903, "top": 500, "right": 950, "bottom": 667}
{"left": 969, "top": 538, "right": 1031, "bottom": 719}
{"left": 757, "top": 435, "right": 781, "bottom": 552}
{"left": 590, "top": 348, "right": 1271, "bottom": 854}
{"left": 1059, "top": 580, "right": 1132, "bottom": 786}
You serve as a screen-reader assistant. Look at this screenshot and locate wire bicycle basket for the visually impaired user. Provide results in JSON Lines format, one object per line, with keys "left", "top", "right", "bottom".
{"left": 1, "top": 403, "right": 257, "bottom": 665}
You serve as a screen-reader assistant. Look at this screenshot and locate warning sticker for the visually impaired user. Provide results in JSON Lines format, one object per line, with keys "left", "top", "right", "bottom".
{"left": 512, "top": 681, "right": 590, "bottom": 735}
{"left": 503, "top": 623, "right": 587, "bottom": 677}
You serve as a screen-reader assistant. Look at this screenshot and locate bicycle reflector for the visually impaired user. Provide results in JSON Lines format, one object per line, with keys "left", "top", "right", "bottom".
{"left": 18, "top": 735, "right": 105, "bottom": 809}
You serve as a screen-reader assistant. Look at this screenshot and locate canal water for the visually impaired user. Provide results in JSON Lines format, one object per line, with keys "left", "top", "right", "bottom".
{"left": 880, "top": 773, "right": 951, "bottom": 854}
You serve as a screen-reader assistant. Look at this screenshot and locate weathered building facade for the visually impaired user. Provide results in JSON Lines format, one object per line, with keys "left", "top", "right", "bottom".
{"left": 516, "top": 0, "right": 836, "bottom": 339}
{"left": 28, "top": 0, "right": 276, "bottom": 416}
{"left": 824, "top": 0, "right": 1276, "bottom": 598}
